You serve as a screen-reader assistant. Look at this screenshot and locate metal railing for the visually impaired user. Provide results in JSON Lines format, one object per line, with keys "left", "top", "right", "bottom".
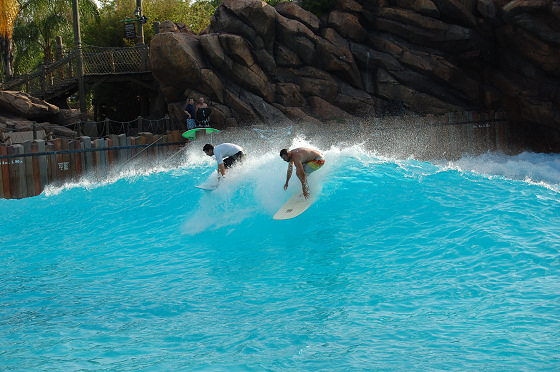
{"left": 0, "top": 45, "right": 151, "bottom": 98}
{"left": 82, "top": 45, "right": 150, "bottom": 75}
{"left": 1, "top": 115, "right": 173, "bottom": 146}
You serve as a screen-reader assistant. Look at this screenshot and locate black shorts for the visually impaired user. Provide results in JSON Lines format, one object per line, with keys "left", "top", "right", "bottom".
{"left": 223, "top": 151, "right": 245, "bottom": 168}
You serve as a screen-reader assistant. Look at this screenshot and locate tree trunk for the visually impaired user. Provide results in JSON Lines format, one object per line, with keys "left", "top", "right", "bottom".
{"left": 1, "top": 36, "right": 14, "bottom": 80}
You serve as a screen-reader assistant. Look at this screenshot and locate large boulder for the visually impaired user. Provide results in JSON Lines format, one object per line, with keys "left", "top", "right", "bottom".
{"left": 431, "top": 0, "right": 478, "bottom": 27}
{"left": 328, "top": 10, "right": 368, "bottom": 42}
{"left": 221, "top": 0, "right": 277, "bottom": 50}
{"left": 307, "top": 95, "right": 356, "bottom": 121}
{"left": 276, "top": 13, "right": 319, "bottom": 65}
{"left": 0, "top": 91, "right": 59, "bottom": 119}
{"left": 276, "top": 2, "right": 320, "bottom": 33}
{"left": 0, "top": 112, "right": 34, "bottom": 133}
{"left": 56, "top": 109, "right": 81, "bottom": 127}
{"left": 148, "top": 0, "right": 560, "bottom": 151}
{"left": 200, "top": 33, "right": 276, "bottom": 103}
{"left": 150, "top": 32, "right": 223, "bottom": 103}
{"left": 318, "top": 28, "right": 363, "bottom": 89}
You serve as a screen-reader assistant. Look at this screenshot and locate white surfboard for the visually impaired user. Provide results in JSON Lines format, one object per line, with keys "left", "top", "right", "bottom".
{"left": 273, "top": 193, "right": 313, "bottom": 220}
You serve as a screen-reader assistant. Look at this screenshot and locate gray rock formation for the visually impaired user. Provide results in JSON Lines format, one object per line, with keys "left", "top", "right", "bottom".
{"left": 0, "top": 91, "right": 77, "bottom": 142}
{"left": 150, "top": 0, "right": 560, "bottom": 152}
{"left": 0, "top": 91, "right": 60, "bottom": 118}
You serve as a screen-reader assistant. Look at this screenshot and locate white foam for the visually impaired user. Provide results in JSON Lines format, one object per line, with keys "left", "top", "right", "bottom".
{"left": 41, "top": 127, "right": 560, "bottom": 200}
{"left": 441, "top": 151, "right": 560, "bottom": 192}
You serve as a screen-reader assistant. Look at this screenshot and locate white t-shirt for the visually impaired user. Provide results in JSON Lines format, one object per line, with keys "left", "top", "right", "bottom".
{"left": 213, "top": 143, "right": 243, "bottom": 165}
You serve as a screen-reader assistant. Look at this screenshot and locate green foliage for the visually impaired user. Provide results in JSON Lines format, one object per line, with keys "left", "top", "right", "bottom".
{"left": 11, "top": 19, "right": 42, "bottom": 75}
{"left": 206, "top": 0, "right": 222, "bottom": 7}
{"left": 10, "top": 0, "right": 98, "bottom": 75}
{"left": 82, "top": 0, "right": 216, "bottom": 46}
{"left": 182, "top": 1, "right": 216, "bottom": 34}
{"left": 264, "top": 0, "right": 291, "bottom": 6}
{"left": 81, "top": 0, "right": 134, "bottom": 46}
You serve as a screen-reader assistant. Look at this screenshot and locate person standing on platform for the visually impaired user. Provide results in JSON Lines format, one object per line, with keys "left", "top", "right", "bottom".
{"left": 195, "top": 97, "right": 211, "bottom": 128}
{"left": 184, "top": 98, "right": 196, "bottom": 130}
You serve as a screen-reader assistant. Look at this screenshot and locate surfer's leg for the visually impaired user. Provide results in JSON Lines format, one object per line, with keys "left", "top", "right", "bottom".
{"left": 223, "top": 152, "right": 245, "bottom": 169}
{"left": 223, "top": 157, "right": 233, "bottom": 168}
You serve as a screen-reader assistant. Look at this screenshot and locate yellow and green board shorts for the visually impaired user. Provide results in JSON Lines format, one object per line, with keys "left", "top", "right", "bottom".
{"left": 303, "top": 156, "right": 325, "bottom": 174}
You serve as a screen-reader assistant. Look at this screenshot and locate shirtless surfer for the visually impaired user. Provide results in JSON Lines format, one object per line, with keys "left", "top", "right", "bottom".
{"left": 280, "top": 147, "right": 325, "bottom": 199}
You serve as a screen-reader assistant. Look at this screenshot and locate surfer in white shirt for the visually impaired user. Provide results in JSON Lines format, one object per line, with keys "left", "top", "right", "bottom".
{"left": 280, "top": 147, "right": 325, "bottom": 198}
{"left": 203, "top": 143, "right": 245, "bottom": 178}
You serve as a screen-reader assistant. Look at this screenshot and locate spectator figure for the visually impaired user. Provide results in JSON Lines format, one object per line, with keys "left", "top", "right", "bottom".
{"left": 195, "top": 97, "right": 211, "bottom": 128}
{"left": 184, "top": 98, "right": 196, "bottom": 130}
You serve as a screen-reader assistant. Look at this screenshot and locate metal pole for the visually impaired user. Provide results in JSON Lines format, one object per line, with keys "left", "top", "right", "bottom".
{"left": 136, "top": 0, "right": 145, "bottom": 46}
{"left": 72, "top": 0, "right": 87, "bottom": 114}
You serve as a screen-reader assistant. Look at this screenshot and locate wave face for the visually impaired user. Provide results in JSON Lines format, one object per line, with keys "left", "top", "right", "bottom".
{"left": 2, "top": 129, "right": 560, "bottom": 370}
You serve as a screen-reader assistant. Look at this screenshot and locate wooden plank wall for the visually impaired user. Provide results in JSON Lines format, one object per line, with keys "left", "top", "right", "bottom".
{"left": 0, "top": 131, "right": 185, "bottom": 199}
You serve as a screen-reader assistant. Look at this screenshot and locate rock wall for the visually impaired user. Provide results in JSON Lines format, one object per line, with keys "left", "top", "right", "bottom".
{"left": 0, "top": 91, "right": 79, "bottom": 142}
{"left": 149, "top": 0, "right": 560, "bottom": 152}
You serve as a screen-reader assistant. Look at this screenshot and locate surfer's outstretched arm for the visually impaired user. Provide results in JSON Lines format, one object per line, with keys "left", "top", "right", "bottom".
{"left": 284, "top": 161, "right": 293, "bottom": 190}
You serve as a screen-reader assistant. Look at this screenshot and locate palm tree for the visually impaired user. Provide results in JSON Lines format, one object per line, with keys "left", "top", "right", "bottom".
{"left": 0, "top": 0, "right": 19, "bottom": 79}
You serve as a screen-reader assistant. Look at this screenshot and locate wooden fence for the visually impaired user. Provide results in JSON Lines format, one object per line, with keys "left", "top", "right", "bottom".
{"left": 0, "top": 131, "right": 185, "bottom": 199}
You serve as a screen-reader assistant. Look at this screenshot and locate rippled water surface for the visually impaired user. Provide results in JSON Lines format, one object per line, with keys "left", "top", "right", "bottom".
{"left": 2, "top": 133, "right": 560, "bottom": 371}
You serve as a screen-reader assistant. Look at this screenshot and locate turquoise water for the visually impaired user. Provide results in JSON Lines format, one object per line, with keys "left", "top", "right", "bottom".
{"left": 2, "top": 133, "right": 560, "bottom": 371}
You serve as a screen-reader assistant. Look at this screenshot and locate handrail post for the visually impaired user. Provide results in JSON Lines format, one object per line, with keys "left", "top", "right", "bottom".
{"left": 165, "top": 114, "right": 170, "bottom": 132}
{"left": 72, "top": 0, "right": 87, "bottom": 115}
{"left": 104, "top": 117, "right": 110, "bottom": 135}
{"left": 32, "top": 121, "right": 37, "bottom": 140}
{"left": 69, "top": 55, "right": 74, "bottom": 78}
{"left": 110, "top": 49, "right": 115, "bottom": 73}
{"left": 137, "top": 116, "right": 143, "bottom": 133}
{"left": 56, "top": 36, "right": 65, "bottom": 80}
{"left": 136, "top": 0, "right": 145, "bottom": 46}
{"left": 40, "top": 64, "right": 46, "bottom": 92}
{"left": 46, "top": 61, "right": 53, "bottom": 88}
